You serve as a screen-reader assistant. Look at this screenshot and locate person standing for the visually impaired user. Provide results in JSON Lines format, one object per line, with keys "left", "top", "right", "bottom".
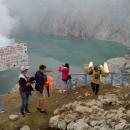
{"left": 35, "top": 65, "right": 47, "bottom": 113}
{"left": 88, "top": 66, "right": 101, "bottom": 95}
{"left": 19, "top": 66, "right": 30, "bottom": 116}
{"left": 59, "top": 63, "right": 70, "bottom": 91}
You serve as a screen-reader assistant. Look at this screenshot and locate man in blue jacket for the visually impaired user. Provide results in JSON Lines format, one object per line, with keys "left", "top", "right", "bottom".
{"left": 35, "top": 65, "right": 47, "bottom": 113}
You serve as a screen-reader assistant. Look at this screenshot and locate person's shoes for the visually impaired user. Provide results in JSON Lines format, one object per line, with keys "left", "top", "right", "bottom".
{"left": 37, "top": 108, "right": 47, "bottom": 114}
{"left": 40, "top": 109, "right": 47, "bottom": 114}
{"left": 20, "top": 112, "right": 25, "bottom": 116}
{"left": 0, "top": 110, "right": 4, "bottom": 113}
{"left": 25, "top": 110, "right": 31, "bottom": 114}
{"left": 37, "top": 107, "right": 41, "bottom": 111}
{"left": 63, "top": 90, "right": 67, "bottom": 93}
{"left": 95, "top": 92, "right": 98, "bottom": 95}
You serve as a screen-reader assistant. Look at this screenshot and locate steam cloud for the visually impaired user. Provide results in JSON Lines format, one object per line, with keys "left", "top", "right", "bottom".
{"left": 0, "top": 0, "right": 16, "bottom": 47}
{"left": 2, "top": 0, "right": 130, "bottom": 46}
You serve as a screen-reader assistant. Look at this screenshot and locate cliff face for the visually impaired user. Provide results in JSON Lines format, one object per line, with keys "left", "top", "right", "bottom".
{"left": 4, "top": 0, "right": 130, "bottom": 47}
{"left": 107, "top": 53, "right": 130, "bottom": 73}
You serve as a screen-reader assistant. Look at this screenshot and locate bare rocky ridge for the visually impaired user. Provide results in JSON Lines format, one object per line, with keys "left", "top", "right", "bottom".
{"left": 105, "top": 53, "right": 130, "bottom": 86}
{"left": 49, "top": 93, "right": 130, "bottom": 130}
{"left": 107, "top": 53, "right": 130, "bottom": 73}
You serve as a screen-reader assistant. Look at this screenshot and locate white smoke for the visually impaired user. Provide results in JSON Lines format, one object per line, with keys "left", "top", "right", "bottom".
{"left": 3, "top": 0, "right": 130, "bottom": 46}
{"left": 0, "top": 35, "right": 15, "bottom": 47}
{"left": 0, "top": 0, "right": 16, "bottom": 47}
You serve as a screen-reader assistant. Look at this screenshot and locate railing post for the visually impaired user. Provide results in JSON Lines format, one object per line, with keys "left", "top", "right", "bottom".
{"left": 120, "top": 73, "right": 125, "bottom": 86}
{"left": 110, "top": 73, "right": 114, "bottom": 86}
{"left": 0, "top": 94, "right": 3, "bottom": 113}
{"left": 84, "top": 74, "right": 88, "bottom": 86}
{"left": 129, "top": 73, "right": 130, "bottom": 84}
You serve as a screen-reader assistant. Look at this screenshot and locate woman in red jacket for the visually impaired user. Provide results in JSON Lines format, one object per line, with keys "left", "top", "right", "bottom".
{"left": 59, "top": 63, "right": 70, "bottom": 91}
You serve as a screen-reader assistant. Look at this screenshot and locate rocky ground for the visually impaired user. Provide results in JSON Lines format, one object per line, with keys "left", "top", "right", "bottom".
{"left": 0, "top": 85, "right": 130, "bottom": 130}
{"left": 105, "top": 53, "right": 130, "bottom": 86}
{"left": 50, "top": 90, "right": 130, "bottom": 130}
{"left": 107, "top": 53, "right": 130, "bottom": 73}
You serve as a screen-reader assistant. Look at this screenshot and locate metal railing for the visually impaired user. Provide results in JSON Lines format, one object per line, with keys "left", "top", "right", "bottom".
{"left": 0, "top": 72, "right": 130, "bottom": 113}
{"left": 56, "top": 72, "right": 130, "bottom": 89}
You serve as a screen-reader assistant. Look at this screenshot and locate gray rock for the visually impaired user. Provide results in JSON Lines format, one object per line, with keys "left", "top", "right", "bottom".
{"left": 9, "top": 114, "right": 19, "bottom": 121}
{"left": 115, "top": 122, "right": 126, "bottom": 130}
{"left": 126, "top": 110, "right": 130, "bottom": 118}
{"left": 49, "top": 93, "right": 129, "bottom": 130}
{"left": 124, "top": 124, "right": 130, "bottom": 129}
{"left": 118, "top": 107, "right": 126, "bottom": 112}
{"left": 75, "top": 106, "right": 92, "bottom": 113}
{"left": 58, "top": 119, "right": 66, "bottom": 130}
{"left": 49, "top": 115, "right": 59, "bottom": 128}
{"left": 96, "top": 101, "right": 103, "bottom": 107}
{"left": 54, "top": 108, "right": 60, "bottom": 115}
{"left": 119, "top": 119, "right": 127, "bottom": 124}
{"left": 100, "top": 125, "right": 113, "bottom": 130}
{"left": 98, "top": 94, "right": 118, "bottom": 105}
{"left": 105, "top": 113, "right": 115, "bottom": 120}
{"left": 110, "top": 122, "right": 116, "bottom": 129}
{"left": 67, "top": 122, "right": 75, "bottom": 130}
{"left": 64, "top": 103, "right": 73, "bottom": 110}
{"left": 20, "top": 125, "right": 30, "bottom": 130}
{"left": 73, "top": 119, "right": 89, "bottom": 130}
{"left": 64, "top": 113, "right": 78, "bottom": 123}
{"left": 85, "top": 100, "right": 97, "bottom": 107}
{"left": 58, "top": 90, "right": 63, "bottom": 94}
{"left": 85, "top": 92, "right": 91, "bottom": 97}
{"left": 117, "top": 112, "right": 126, "bottom": 119}
{"left": 90, "top": 120, "right": 98, "bottom": 127}
{"left": 92, "top": 126, "right": 102, "bottom": 130}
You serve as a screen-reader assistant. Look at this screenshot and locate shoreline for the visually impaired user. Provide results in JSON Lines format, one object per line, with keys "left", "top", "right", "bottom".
{"left": 1, "top": 50, "right": 130, "bottom": 95}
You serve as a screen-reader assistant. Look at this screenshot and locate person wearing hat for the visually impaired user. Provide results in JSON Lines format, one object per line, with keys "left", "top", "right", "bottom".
{"left": 18, "top": 65, "right": 31, "bottom": 116}
{"left": 35, "top": 65, "right": 47, "bottom": 113}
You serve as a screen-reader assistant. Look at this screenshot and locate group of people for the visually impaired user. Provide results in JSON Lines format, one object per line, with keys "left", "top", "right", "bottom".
{"left": 18, "top": 63, "right": 72, "bottom": 116}
{"left": 18, "top": 62, "right": 108, "bottom": 116}
{"left": 59, "top": 62, "right": 108, "bottom": 96}
{"left": 19, "top": 65, "right": 48, "bottom": 116}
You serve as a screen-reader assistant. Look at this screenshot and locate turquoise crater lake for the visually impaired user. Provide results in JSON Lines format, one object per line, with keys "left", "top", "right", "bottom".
{"left": 0, "top": 34, "right": 129, "bottom": 93}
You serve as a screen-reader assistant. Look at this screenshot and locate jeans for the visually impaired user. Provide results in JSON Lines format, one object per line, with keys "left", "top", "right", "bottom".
{"left": 20, "top": 92, "right": 28, "bottom": 113}
{"left": 67, "top": 79, "right": 72, "bottom": 89}
{"left": 91, "top": 82, "right": 99, "bottom": 95}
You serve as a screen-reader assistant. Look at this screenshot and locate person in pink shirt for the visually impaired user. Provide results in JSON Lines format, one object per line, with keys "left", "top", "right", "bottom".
{"left": 59, "top": 63, "right": 70, "bottom": 90}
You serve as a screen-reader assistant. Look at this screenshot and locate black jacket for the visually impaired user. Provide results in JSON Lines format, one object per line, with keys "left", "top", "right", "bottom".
{"left": 19, "top": 77, "right": 28, "bottom": 92}
{"left": 35, "top": 71, "right": 47, "bottom": 93}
